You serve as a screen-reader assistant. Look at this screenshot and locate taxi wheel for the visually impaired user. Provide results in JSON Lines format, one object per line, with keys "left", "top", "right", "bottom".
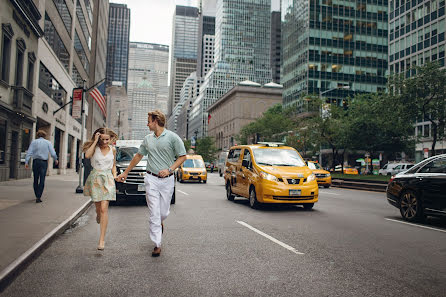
{"left": 226, "top": 182, "right": 234, "bottom": 201}
{"left": 249, "top": 187, "right": 260, "bottom": 209}
{"left": 203, "top": 180, "right": 207, "bottom": 184}
{"left": 324, "top": 185, "right": 330, "bottom": 188}
{"left": 303, "top": 203, "right": 314, "bottom": 210}
{"left": 399, "top": 190, "right": 424, "bottom": 222}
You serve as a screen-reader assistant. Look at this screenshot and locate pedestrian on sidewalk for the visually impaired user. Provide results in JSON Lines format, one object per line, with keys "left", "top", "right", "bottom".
{"left": 25, "top": 129, "right": 59, "bottom": 203}
{"left": 83, "top": 128, "right": 118, "bottom": 251}
{"left": 117, "top": 110, "right": 186, "bottom": 257}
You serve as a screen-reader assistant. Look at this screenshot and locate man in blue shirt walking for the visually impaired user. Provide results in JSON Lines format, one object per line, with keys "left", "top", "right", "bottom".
{"left": 25, "top": 130, "right": 58, "bottom": 203}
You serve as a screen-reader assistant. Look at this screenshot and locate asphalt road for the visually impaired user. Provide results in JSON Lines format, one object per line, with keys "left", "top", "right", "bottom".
{"left": 2, "top": 173, "right": 446, "bottom": 297}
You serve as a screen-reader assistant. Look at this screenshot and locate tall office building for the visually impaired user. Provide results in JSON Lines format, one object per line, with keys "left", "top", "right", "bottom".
{"left": 128, "top": 42, "right": 169, "bottom": 140}
{"left": 281, "top": 0, "right": 388, "bottom": 109}
{"left": 188, "top": 0, "right": 272, "bottom": 139}
{"left": 197, "top": 0, "right": 216, "bottom": 77}
{"left": 271, "top": 11, "right": 281, "bottom": 84}
{"left": 86, "top": 0, "right": 109, "bottom": 137}
{"left": 105, "top": 3, "right": 130, "bottom": 89}
{"left": 168, "top": 5, "right": 200, "bottom": 116}
{"left": 388, "top": 0, "right": 446, "bottom": 161}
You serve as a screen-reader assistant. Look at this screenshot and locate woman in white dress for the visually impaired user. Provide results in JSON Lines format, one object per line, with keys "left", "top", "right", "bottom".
{"left": 83, "top": 128, "right": 118, "bottom": 250}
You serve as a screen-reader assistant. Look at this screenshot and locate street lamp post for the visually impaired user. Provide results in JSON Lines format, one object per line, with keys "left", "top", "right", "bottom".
{"left": 75, "top": 80, "right": 87, "bottom": 193}
{"left": 318, "top": 85, "right": 350, "bottom": 166}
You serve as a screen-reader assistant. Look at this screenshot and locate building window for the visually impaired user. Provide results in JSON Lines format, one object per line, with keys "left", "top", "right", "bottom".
{"left": 53, "top": 0, "right": 72, "bottom": 34}
{"left": 76, "top": 0, "right": 91, "bottom": 50}
{"left": 15, "top": 39, "right": 26, "bottom": 87}
{"left": 0, "top": 119, "right": 6, "bottom": 164}
{"left": 71, "top": 65, "right": 83, "bottom": 87}
{"left": 1, "top": 23, "right": 14, "bottom": 83}
{"left": 21, "top": 128, "right": 31, "bottom": 164}
{"left": 39, "top": 62, "right": 66, "bottom": 106}
{"left": 27, "top": 53, "right": 36, "bottom": 91}
{"left": 74, "top": 32, "right": 89, "bottom": 71}
{"left": 44, "top": 13, "right": 70, "bottom": 72}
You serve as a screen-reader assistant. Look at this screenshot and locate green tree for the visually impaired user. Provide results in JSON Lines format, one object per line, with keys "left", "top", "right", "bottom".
{"left": 399, "top": 62, "right": 446, "bottom": 155}
{"left": 237, "top": 104, "right": 293, "bottom": 144}
{"left": 195, "top": 136, "right": 219, "bottom": 162}
{"left": 183, "top": 139, "right": 191, "bottom": 153}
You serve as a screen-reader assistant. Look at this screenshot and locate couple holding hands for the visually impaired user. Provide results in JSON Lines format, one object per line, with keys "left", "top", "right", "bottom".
{"left": 83, "top": 110, "right": 186, "bottom": 256}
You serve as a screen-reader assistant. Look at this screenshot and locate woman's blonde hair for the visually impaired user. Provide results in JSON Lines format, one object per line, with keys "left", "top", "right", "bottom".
{"left": 82, "top": 127, "right": 118, "bottom": 152}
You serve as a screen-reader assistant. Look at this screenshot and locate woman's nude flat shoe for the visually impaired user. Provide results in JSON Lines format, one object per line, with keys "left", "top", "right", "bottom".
{"left": 97, "top": 242, "right": 105, "bottom": 250}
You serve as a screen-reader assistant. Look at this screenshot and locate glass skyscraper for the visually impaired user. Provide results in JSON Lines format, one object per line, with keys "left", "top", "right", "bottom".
{"left": 281, "top": 0, "right": 388, "bottom": 108}
{"left": 106, "top": 3, "right": 130, "bottom": 89}
{"left": 128, "top": 42, "right": 169, "bottom": 140}
{"left": 168, "top": 6, "right": 200, "bottom": 116}
{"left": 388, "top": 0, "right": 446, "bottom": 161}
{"left": 189, "top": 0, "right": 272, "bottom": 138}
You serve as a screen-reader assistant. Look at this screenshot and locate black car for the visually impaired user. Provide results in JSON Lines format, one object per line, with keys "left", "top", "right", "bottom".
{"left": 386, "top": 154, "right": 446, "bottom": 222}
{"left": 115, "top": 144, "right": 175, "bottom": 204}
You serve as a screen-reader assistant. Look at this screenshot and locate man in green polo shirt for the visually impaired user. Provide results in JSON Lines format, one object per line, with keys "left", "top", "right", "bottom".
{"left": 117, "top": 110, "right": 186, "bottom": 257}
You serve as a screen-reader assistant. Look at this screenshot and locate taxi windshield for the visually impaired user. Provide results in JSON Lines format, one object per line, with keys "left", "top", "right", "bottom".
{"left": 308, "top": 162, "right": 322, "bottom": 170}
{"left": 116, "top": 147, "right": 148, "bottom": 162}
{"left": 183, "top": 159, "right": 205, "bottom": 168}
{"left": 252, "top": 148, "right": 306, "bottom": 167}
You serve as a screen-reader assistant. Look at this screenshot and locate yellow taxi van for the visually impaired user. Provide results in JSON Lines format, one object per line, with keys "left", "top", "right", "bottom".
{"left": 224, "top": 142, "right": 319, "bottom": 209}
{"left": 307, "top": 161, "right": 331, "bottom": 188}
{"left": 177, "top": 154, "right": 207, "bottom": 183}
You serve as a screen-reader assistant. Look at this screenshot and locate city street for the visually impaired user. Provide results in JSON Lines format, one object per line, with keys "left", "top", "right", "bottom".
{"left": 2, "top": 173, "right": 446, "bottom": 297}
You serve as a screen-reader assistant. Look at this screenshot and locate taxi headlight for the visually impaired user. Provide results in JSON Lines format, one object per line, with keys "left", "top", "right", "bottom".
{"left": 183, "top": 171, "right": 188, "bottom": 175}
{"left": 306, "top": 174, "right": 316, "bottom": 182}
{"left": 260, "top": 171, "right": 278, "bottom": 182}
{"left": 325, "top": 173, "right": 331, "bottom": 177}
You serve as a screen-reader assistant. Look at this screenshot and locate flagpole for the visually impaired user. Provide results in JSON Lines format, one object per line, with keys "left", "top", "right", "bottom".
{"left": 76, "top": 80, "right": 87, "bottom": 193}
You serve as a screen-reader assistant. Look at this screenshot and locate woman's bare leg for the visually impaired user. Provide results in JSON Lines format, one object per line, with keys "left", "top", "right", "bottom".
{"left": 98, "top": 200, "right": 109, "bottom": 249}
{"left": 95, "top": 202, "right": 101, "bottom": 224}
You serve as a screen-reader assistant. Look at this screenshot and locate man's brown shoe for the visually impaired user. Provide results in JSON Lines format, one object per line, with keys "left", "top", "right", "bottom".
{"left": 161, "top": 223, "right": 164, "bottom": 234}
{"left": 152, "top": 247, "right": 161, "bottom": 257}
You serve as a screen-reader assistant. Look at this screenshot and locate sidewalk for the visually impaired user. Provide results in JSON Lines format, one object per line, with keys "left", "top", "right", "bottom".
{"left": 0, "top": 172, "right": 91, "bottom": 288}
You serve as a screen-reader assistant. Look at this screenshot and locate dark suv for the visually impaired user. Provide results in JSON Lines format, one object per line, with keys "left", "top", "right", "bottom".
{"left": 115, "top": 144, "right": 175, "bottom": 204}
{"left": 386, "top": 154, "right": 446, "bottom": 222}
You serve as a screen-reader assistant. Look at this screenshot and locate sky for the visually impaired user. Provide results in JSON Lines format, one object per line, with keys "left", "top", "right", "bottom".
{"left": 111, "top": 0, "right": 281, "bottom": 47}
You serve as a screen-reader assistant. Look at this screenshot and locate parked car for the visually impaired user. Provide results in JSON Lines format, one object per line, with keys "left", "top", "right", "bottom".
{"left": 217, "top": 151, "right": 229, "bottom": 177}
{"left": 177, "top": 154, "right": 207, "bottom": 183}
{"left": 379, "top": 162, "right": 413, "bottom": 175}
{"left": 224, "top": 142, "right": 318, "bottom": 209}
{"left": 389, "top": 163, "right": 414, "bottom": 175}
{"left": 115, "top": 140, "right": 176, "bottom": 204}
{"left": 307, "top": 161, "right": 331, "bottom": 188}
{"left": 386, "top": 154, "right": 446, "bottom": 222}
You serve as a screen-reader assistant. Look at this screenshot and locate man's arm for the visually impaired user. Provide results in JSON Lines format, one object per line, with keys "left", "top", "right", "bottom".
{"left": 158, "top": 155, "right": 186, "bottom": 178}
{"left": 116, "top": 153, "right": 144, "bottom": 181}
{"left": 24, "top": 141, "right": 35, "bottom": 168}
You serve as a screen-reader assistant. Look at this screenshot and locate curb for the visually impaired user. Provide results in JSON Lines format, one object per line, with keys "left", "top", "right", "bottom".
{"left": 331, "top": 179, "right": 387, "bottom": 192}
{"left": 0, "top": 200, "right": 92, "bottom": 292}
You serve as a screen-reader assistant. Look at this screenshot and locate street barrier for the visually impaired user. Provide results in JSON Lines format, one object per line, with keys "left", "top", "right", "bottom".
{"left": 331, "top": 178, "right": 387, "bottom": 192}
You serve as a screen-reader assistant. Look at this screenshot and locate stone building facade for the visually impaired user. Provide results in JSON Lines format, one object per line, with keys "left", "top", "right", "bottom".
{"left": 207, "top": 82, "right": 282, "bottom": 151}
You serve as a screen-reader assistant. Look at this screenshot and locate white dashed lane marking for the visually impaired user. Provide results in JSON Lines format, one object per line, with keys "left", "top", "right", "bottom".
{"left": 177, "top": 190, "right": 189, "bottom": 196}
{"left": 237, "top": 221, "right": 304, "bottom": 255}
{"left": 385, "top": 218, "right": 446, "bottom": 233}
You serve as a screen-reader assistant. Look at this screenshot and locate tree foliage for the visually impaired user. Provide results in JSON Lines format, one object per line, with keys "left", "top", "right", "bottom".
{"left": 195, "top": 136, "right": 218, "bottom": 162}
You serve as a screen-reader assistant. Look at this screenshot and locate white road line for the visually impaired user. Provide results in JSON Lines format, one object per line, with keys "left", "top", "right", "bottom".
{"left": 237, "top": 221, "right": 304, "bottom": 255}
{"left": 319, "top": 191, "right": 340, "bottom": 196}
{"left": 177, "top": 190, "right": 189, "bottom": 196}
{"left": 385, "top": 218, "right": 446, "bottom": 233}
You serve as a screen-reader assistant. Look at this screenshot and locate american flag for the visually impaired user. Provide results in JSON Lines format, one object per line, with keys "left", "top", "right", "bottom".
{"left": 89, "top": 82, "right": 106, "bottom": 116}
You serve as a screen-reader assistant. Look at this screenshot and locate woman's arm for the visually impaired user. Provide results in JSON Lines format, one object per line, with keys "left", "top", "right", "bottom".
{"left": 84, "top": 132, "right": 100, "bottom": 159}
{"left": 112, "top": 147, "right": 117, "bottom": 179}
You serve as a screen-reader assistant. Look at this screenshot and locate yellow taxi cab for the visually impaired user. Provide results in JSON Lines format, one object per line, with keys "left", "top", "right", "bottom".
{"left": 307, "top": 161, "right": 331, "bottom": 188}
{"left": 224, "top": 142, "right": 319, "bottom": 209}
{"left": 334, "top": 165, "right": 359, "bottom": 175}
{"left": 177, "top": 155, "right": 207, "bottom": 183}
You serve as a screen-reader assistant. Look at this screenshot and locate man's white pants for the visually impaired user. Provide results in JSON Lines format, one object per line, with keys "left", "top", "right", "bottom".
{"left": 144, "top": 174, "right": 174, "bottom": 248}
